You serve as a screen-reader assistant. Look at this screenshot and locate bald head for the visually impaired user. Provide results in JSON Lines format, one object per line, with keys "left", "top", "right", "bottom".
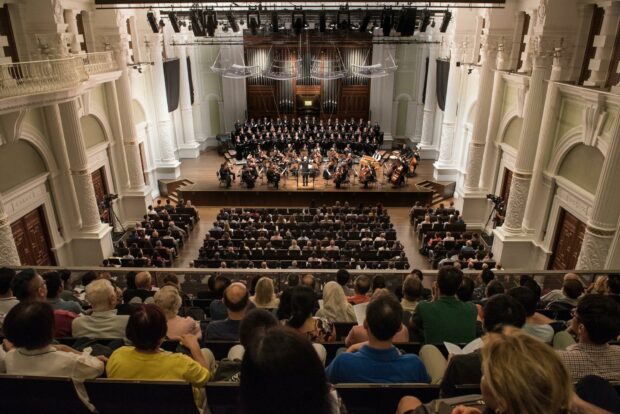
{"left": 224, "top": 282, "right": 249, "bottom": 315}
{"left": 135, "top": 272, "right": 152, "bottom": 290}
{"left": 564, "top": 273, "right": 579, "bottom": 282}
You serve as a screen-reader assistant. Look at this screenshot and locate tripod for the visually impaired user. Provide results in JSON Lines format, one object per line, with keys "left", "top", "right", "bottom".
{"left": 105, "top": 203, "right": 126, "bottom": 235}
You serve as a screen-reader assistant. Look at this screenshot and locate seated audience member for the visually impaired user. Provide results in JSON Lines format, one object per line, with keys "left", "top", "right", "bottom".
{"left": 287, "top": 286, "right": 335, "bottom": 343}
{"left": 208, "top": 276, "right": 234, "bottom": 321}
{"left": 43, "top": 271, "right": 83, "bottom": 314}
{"left": 1, "top": 301, "right": 104, "bottom": 379}
{"left": 154, "top": 286, "right": 202, "bottom": 340}
{"left": 72, "top": 279, "right": 129, "bottom": 339}
{"left": 240, "top": 327, "right": 343, "bottom": 414}
{"left": 211, "top": 309, "right": 279, "bottom": 381}
{"left": 546, "top": 279, "right": 584, "bottom": 311}
{"left": 122, "top": 271, "right": 155, "bottom": 304}
{"left": 397, "top": 329, "right": 574, "bottom": 414}
{"left": 0, "top": 267, "right": 19, "bottom": 327}
{"left": 276, "top": 274, "right": 299, "bottom": 320}
{"left": 345, "top": 289, "right": 409, "bottom": 347}
{"left": 412, "top": 266, "right": 478, "bottom": 344}
{"left": 434, "top": 294, "right": 526, "bottom": 394}
{"left": 401, "top": 275, "right": 422, "bottom": 313}
{"left": 59, "top": 269, "right": 81, "bottom": 304}
{"left": 541, "top": 273, "right": 581, "bottom": 305}
{"left": 250, "top": 277, "right": 280, "bottom": 309}
{"left": 161, "top": 273, "right": 190, "bottom": 302}
{"left": 336, "top": 269, "right": 354, "bottom": 296}
{"left": 557, "top": 294, "right": 620, "bottom": 381}
{"left": 472, "top": 269, "right": 495, "bottom": 301}
{"left": 11, "top": 269, "right": 77, "bottom": 338}
{"left": 410, "top": 269, "right": 432, "bottom": 300}
{"left": 206, "top": 282, "right": 249, "bottom": 340}
{"left": 316, "top": 281, "right": 356, "bottom": 323}
{"left": 106, "top": 304, "right": 211, "bottom": 407}
{"left": 606, "top": 273, "right": 620, "bottom": 305}
{"left": 347, "top": 275, "right": 371, "bottom": 305}
{"left": 507, "top": 286, "right": 554, "bottom": 343}
{"left": 326, "top": 293, "right": 429, "bottom": 384}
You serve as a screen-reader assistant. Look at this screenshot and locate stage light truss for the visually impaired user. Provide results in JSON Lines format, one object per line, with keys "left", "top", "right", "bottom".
{"left": 351, "top": 52, "right": 397, "bottom": 78}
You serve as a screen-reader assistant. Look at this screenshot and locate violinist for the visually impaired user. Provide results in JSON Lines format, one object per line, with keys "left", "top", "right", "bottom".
{"left": 334, "top": 163, "right": 349, "bottom": 189}
{"left": 218, "top": 162, "right": 235, "bottom": 188}
{"left": 266, "top": 163, "right": 281, "bottom": 189}
{"left": 241, "top": 165, "right": 258, "bottom": 189}
{"left": 359, "top": 163, "right": 377, "bottom": 189}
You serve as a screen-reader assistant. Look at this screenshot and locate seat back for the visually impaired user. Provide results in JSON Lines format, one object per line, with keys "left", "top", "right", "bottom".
{"left": 335, "top": 383, "right": 441, "bottom": 414}
{"left": 333, "top": 322, "right": 357, "bottom": 341}
{"left": 84, "top": 379, "right": 199, "bottom": 414}
{"left": 0, "top": 375, "right": 91, "bottom": 414}
{"left": 205, "top": 382, "right": 240, "bottom": 414}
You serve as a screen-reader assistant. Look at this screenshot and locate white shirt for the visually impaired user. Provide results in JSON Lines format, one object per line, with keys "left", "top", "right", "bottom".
{"left": 0, "top": 297, "right": 19, "bottom": 326}
{"left": 71, "top": 309, "right": 129, "bottom": 339}
{"left": 2, "top": 345, "right": 104, "bottom": 379}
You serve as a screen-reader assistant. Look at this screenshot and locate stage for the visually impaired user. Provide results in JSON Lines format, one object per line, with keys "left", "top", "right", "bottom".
{"left": 175, "top": 150, "right": 436, "bottom": 207}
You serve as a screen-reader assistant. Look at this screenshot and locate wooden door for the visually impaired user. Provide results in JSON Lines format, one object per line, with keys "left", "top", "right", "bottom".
{"left": 500, "top": 168, "right": 513, "bottom": 206}
{"left": 548, "top": 209, "right": 586, "bottom": 270}
{"left": 11, "top": 206, "right": 55, "bottom": 266}
{"left": 91, "top": 167, "right": 108, "bottom": 215}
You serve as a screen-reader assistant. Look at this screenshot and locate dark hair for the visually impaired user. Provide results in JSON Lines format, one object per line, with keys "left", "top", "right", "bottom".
{"left": 457, "top": 277, "right": 475, "bottom": 302}
{"left": 288, "top": 286, "right": 316, "bottom": 329}
{"left": 42, "top": 271, "right": 63, "bottom": 299}
{"left": 240, "top": 327, "right": 332, "bottom": 414}
{"left": 354, "top": 275, "right": 370, "bottom": 295}
{"left": 223, "top": 285, "right": 249, "bottom": 312}
{"left": 336, "top": 269, "right": 350, "bottom": 287}
{"left": 437, "top": 266, "right": 463, "bottom": 296}
{"left": 125, "top": 271, "right": 137, "bottom": 290}
{"left": 372, "top": 275, "right": 386, "bottom": 291}
{"left": 125, "top": 304, "right": 168, "bottom": 350}
{"left": 239, "top": 309, "right": 278, "bottom": 349}
{"left": 563, "top": 279, "right": 584, "bottom": 300}
{"left": 575, "top": 294, "right": 620, "bottom": 345}
{"left": 519, "top": 275, "right": 535, "bottom": 286}
{"left": 507, "top": 286, "right": 538, "bottom": 316}
{"left": 486, "top": 280, "right": 505, "bottom": 298}
{"left": 81, "top": 271, "right": 98, "bottom": 287}
{"left": 287, "top": 274, "right": 300, "bottom": 287}
{"left": 11, "top": 269, "right": 38, "bottom": 301}
{"left": 522, "top": 279, "right": 542, "bottom": 302}
{"left": 483, "top": 294, "right": 526, "bottom": 333}
{"left": 480, "top": 269, "right": 495, "bottom": 285}
{"left": 0, "top": 267, "right": 16, "bottom": 295}
{"left": 402, "top": 275, "right": 422, "bottom": 301}
{"left": 366, "top": 293, "right": 402, "bottom": 341}
{"left": 59, "top": 269, "right": 71, "bottom": 285}
{"left": 3, "top": 301, "right": 54, "bottom": 350}
{"left": 411, "top": 269, "right": 424, "bottom": 281}
{"left": 607, "top": 274, "right": 620, "bottom": 295}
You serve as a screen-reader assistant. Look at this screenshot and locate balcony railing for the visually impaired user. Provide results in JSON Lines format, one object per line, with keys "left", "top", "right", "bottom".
{"left": 0, "top": 51, "right": 117, "bottom": 100}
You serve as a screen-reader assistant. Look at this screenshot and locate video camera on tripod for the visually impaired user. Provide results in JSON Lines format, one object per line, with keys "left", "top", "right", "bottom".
{"left": 99, "top": 193, "right": 119, "bottom": 210}
{"left": 486, "top": 193, "right": 506, "bottom": 228}
{"left": 486, "top": 193, "right": 505, "bottom": 210}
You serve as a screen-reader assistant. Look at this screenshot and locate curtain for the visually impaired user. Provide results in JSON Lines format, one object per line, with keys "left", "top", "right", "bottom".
{"left": 436, "top": 59, "right": 450, "bottom": 112}
{"left": 187, "top": 56, "right": 194, "bottom": 105}
{"left": 163, "top": 58, "right": 180, "bottom": 113}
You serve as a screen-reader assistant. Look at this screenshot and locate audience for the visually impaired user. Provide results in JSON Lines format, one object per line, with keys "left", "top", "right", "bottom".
{"left": 154, "top": 286, "right": 202, "bottom": 340}
{"left": 400, "top": 274, "right": 422, "bottom": 313}
{"left": 546, "top": 278, "right": 584, "bottom": 311}
{"left": 347, "top": 275, "right": 371, "bottom": 305}
{"left": 0, "top": 267, "right": 18, "bottom": 327}
{"left": 507, "top": 286, "right": 555, "bottom": 343}
{"left": 541, "top": 273, "right": 581, "bottom": 305}
{"left": 412, "top": 266, "right": 478, "bottom": 344}
{"left": 206, "top": 282, "right": 249, "bottom": 340}
{"left": 43, "top": 271, "right": 83, "bottom": 314}
{"left": 122, "top": 271, "right": 155, "bottom": 304}
{"left": 336, "top": 269, "right": 354, "bottom": 296}
{"left": 316, "top": 281, "right": 356, "bottom": 323}
{"left": 326, "top": 293, "right": 429, "bottom": 384}
{"left": 72, "top": 279, "right": 129, "bottom": 339}
{"left": 250, "top": 277, "right": 280, "bottom": 309}
{"left": 556, "top": 294, "right": 620, "bottom": 381}
{"left": 287, "top": 286, "right": 335, "bottom": 343}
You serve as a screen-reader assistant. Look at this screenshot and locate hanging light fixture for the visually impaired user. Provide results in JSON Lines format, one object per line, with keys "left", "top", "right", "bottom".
{"left": 264, "top": 51, "right": 302, "bottom": 80}
{"left": 211, "top": 49, "right": 259, "bottom": 79}
{"left": 351, "top": 51, "right": 397, "bottom": 79}
{"left": 311, "top": 47, "right": 347, "bottom": 80}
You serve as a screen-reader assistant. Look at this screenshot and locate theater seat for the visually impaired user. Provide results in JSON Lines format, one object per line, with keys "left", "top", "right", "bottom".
{"left": 84, "top": 379, "right": 199, "bottom": 414}
{"left": 0, "top": 375, "right": 92, "bottom": 414}
{"left": 335, "top": 383, "right": 441, "bottom": 414}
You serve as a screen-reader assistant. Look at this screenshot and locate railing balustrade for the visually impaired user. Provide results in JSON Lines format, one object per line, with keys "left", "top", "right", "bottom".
{"left": 82, "top": 51, "right": 118, "bottom": 75}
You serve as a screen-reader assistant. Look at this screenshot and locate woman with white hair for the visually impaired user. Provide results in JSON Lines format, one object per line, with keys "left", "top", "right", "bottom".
{"left": 154, "top": 286, "right": 202, "bottom": 339}
{"left": 72, "top": 279, "right": 129, "bottom": 339}
{"left": 250, "top": 277, "right": 280, "bottom": 309}
{"left": 316, "top": 281, "right": 356, "bottom": 323}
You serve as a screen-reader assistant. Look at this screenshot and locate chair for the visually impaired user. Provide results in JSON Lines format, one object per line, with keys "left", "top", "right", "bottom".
{"left": 84, "top": 379, "right": 200, "bottom": 414}
{"left": 205, "top": 382, "right": 240, "bottom": 414}
{"left": 0, "top": 375, "right": 92, "bottom": 414}
{"left": 335, "top": 383, "right": 441, "bottom": 414}
{"left": 333, "top": 322, "right": 357, "bottom": 341}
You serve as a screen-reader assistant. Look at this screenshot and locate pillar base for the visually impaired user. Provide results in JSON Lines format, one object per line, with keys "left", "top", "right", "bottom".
{"left": 119, "top": 188, "right": 153, "bottom": 225}
{"left": 491, "top": 226, "right": 537, "bottom": 269}
{"left": 195, "top": 134, "right": 208, "bottom": 151}
{"left": 70, "top": 224, "right": 114, "bottom": 266}
{"left": 178, "top": 143, "right": 201, "bottom": 159}
{"left": 433, "top": 161, "right": 458, "bottom": 181}
{"left": 417, "top": 144, "right": 438, "bottom": 160}
{"left": 456, "top": 192, "right": 493, "bottom": 231}
{"left": 156, "top": 160, "right": 182, "bottom": 180}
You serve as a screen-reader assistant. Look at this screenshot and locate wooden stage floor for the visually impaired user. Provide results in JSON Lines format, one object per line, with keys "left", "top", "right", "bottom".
{"left": 177, "top": 150, "right": 436, "bottom": 207}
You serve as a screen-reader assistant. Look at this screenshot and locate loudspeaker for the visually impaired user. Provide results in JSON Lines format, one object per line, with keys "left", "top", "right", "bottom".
{"left": 147, "top": 12, "right": 159, "bottom": 33}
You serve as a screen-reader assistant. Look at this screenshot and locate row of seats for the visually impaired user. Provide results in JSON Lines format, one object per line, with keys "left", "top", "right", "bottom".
{"left": 193, "top": 259, "right": 410, "bottom": 270}
{"left": 203, "top": 239, "right": 399, "bottom": 249}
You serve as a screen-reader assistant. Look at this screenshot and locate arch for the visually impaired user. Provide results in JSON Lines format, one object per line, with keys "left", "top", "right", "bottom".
{"left": 0, "top": 140, "right": 47, "bottom": 193}
{"left": 557, "top": 143, "right": 604, "bottom": 194}
{"left": 394, "top": 93, "right": 413, "bottom": 102}
{"left": 495, "top": 110, "right": 520, "bottom": 145}
{"left": 501, "top": 116, "right": 523, "bottom": 150}
{"left": 80, "top": 114, "right": 107, "bottom": 149}
{"left": 132, "top": 99, "right": 147, "bottom": 125}
{"left": 20, "top": 123, "right": 58, "bottom": 174}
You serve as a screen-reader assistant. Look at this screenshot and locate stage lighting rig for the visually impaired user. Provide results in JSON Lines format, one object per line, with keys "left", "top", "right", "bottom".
{"left": 189, "top": 9, "right": 206, "bottom": 36}
{"left": 359, "top": 12, "right": 371, "bottom": 33}
{"left": 380, "top": 7, "right": 393, "bottom": 37}
{"left": 147, "top": 11, "right": 159, "bottom": 33}
{"left": 440, "top": 11, "right": 452, "bottom": 33}
{"left": 420, "top": 10, "right": 431, "bottom": 32}
{"left": 337, "top": 5, "right": 350, "bottom": 30}
{"left": 204, "top": 8, "right": 218, "bottom": 37}
{"left": 271, "top": 11, "right": 279, "bottom": 33}
{"left": 227, "top": 11, "right": 240, "bottom": 33}
{"left": 292, "top": 7, "right": 305, "bottom": 35}
{"left": 247, "top": 6, "right": 261, "bottom": 35}
{"left": 319, "top": 11, "right": 326, "bottom": 33}
{"left": 169, "top": 12, "right": 180, "bottom": 33}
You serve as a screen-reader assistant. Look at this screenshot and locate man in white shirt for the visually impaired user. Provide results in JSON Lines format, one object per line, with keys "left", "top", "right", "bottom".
{"left": 72, "top": 279, "right": 129, "bottom": 339}
{"left": 0, "top": 268, "right": 19, "bottom": 327}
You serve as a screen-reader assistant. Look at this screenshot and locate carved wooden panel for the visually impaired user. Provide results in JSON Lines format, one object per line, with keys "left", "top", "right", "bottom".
{"left": 11, "top": 207, "right": 55, "bottom": 266}
{"left": 549, "top": 209, "right": 586, "bottom": 270}
{"left": 500, "top": 168, "right": 513, "bottom": 206}
{"left": 91, "top": 167, "right": 108, "bottom": 214}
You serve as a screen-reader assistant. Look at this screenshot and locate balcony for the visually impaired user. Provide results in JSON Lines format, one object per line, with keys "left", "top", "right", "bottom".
{"left": 0, "top": 51, "right": 118, "bottom": 101}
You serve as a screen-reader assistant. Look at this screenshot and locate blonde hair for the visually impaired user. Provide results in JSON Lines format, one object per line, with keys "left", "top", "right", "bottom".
{"left": 481, "top": 329, "right": 572, "bottom": 414}
{"left": 321, "top": 281, "right": 356, "bottom": 323}
{"left": 254, "top": 277, "right": 275, "bottom": 306}
{"left": 154, "top": 286, "right": 182, "bottom": 318}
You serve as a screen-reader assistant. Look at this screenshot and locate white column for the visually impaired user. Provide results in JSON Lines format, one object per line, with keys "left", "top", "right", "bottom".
{"left": 412, "top": 44, "right": 428, "bottom": 144}
{"left": 176, "top": 43, "right": 200, "bottom": 158}
{"left": 0, "top": 199, "right": 20, "bottom": 266}
{"left": 148, "top": 34, "right": 181, "bottom": 178}
{"left": 433, "top": 50, "right": 462, "bottom": 180}
{"left": 500, "top": 54, "right": 551, "bottom": 233}
{"left": 584, "top": 2, "right": 620, "bottom": 87}
{"left": 64, "top": 9, "right": 82, "bottom": 54}
{"left": 419, "top": 44, "right": 438, "bottom": 158}
{"left": 221, "top": 43, "right": 248, "bottom": 132}
{"left": 369, "top": 38, "right": 396, "bottom": 148}
{"left": 188, "top": 44, "right": 206, "bottom": 147}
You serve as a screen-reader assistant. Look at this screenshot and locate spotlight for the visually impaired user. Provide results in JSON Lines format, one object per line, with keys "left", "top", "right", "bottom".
{"left": 147, "top": 11, "right": 159, "bottom": 33}
{"left": 158, "top": 19, "right": 165, "bottom": 31}
{"left": 227, "top": 11, "right": 239, "bottom": 33}
{"left": 381, "top": 8, "right": 393, "bottom": 37}
{"left": 359, "top": 12, "right": 370, "bottom": 33}
{"left": 337, "top": 5, "right": 350, "bottom": 30}
{"left": 205, "top": 10, "right": 218, "bottom": 37}
{"left": 431, "top": 19, "right": 436, "bottom": 28}
{"left": 271, "top": 11, "right": 278, "bottom": 33}
{"left": 319, "top": 11, "right": 326, "bottom": 33}
{"left": 190, "top": 9, "right": 206, "bottom": 36}
{"left": 247, "top": 7, "right": 261, "bottom": 35}
{"left": 440, "top": 11, "right": 452, "bottom": 33}
{"left": 397, "top": 8, "right": 416, "bottom": 37}
{"left": 420, "top": 11, "right": 430, "bottom": 32}
{"left": 292, "top": 8, "right": 305, "bottom": 35}
{"left": 169, "top": 13, "right": 180, "bottom": 33}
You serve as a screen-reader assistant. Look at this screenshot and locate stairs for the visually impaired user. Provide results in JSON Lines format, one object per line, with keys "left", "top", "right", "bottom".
{"left": 158, "top": 178, "right": 195, "bottom": 203}
{"left": 416, "top": 180, "right": 456, "bottom": 206}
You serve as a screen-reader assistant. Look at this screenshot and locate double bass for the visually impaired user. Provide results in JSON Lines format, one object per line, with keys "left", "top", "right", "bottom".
{"left": 390, "top": 160, "right": 406, "bottom": 186}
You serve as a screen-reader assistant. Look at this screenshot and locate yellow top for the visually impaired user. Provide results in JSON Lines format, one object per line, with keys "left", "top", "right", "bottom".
{"left": 106, "top": 346, "right": 210, "bottom": 406}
